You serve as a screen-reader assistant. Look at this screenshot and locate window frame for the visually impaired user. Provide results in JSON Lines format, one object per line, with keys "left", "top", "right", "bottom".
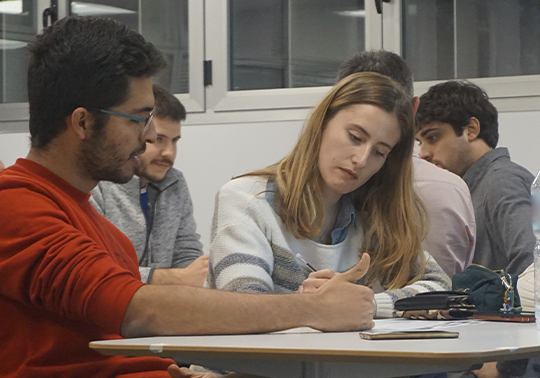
{"left": 3, "top": 0, "right": 539, "bottom": 133}
{"left": 0, "top": 0, "right": 204, "bottom": 130}
{"left": 0, "top": 0, "right": 51, "bottom": 125}
{"left": 174, "top": 0, "right": 205, "bottom": 113}
{"left": 382, "top": 0, "right": 540, "bottom": 112}
{"left": 204, "top": 0, "right": 383, "bottom": 114}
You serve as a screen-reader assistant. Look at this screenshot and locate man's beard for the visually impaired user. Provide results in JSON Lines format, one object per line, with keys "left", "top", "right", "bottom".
{"left": 135, "top": 158, "right": 173, "bottom": 184}
{"left": 77, "top": 129, "right": 146, "bottom": 184}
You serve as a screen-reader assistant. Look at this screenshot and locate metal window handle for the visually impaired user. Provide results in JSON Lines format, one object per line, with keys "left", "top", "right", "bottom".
{"left": 375, "top": 0, "right": 391, "bottom": 14}
{"left": 43, "top": 0, "right": 58, "bottom": 28}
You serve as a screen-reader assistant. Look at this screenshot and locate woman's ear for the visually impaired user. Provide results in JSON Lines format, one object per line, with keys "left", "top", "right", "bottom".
{"left": 66, "top": 107, "right": 94, "bottom": 141}
{"left": 464, "top": 117, "right": 481, "bottom": 141}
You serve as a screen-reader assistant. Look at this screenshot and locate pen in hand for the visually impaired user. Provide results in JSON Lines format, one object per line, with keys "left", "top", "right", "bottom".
{"left": 296, "top": 253, "right": 318, "bottom": 272}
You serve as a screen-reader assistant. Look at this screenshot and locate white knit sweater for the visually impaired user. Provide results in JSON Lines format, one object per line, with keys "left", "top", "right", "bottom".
{"left": 206, "top": 176, "right": 451, "bottom": 318}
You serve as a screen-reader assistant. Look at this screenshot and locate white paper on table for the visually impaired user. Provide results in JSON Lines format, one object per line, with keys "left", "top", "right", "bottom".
{"left": 270, "top": 319, "right": 482, "bottom": 335}
{"left": 270, "top": 327, "right": 322, "bottom": 334}
{"left": 366, "top": 318, "right": 482, "bottom": 333}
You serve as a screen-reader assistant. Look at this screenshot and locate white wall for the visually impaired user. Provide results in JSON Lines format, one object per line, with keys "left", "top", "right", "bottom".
{"left": 0, "top": 120, "right": 303, "bottom": 253}
{"left": 1, "top": 110, "right": 539, "bottom": 252}
{"left": 176, "top": 120, "right": 303, "bottom": 252}
{"left": 498, "top": 111, "right": 540, "bottom": 176}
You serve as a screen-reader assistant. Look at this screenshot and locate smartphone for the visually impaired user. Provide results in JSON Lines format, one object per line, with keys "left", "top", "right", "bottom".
{"left": 473, "top": 311, "right": 535, "bottom": 322}
{"left": 359, "top": 330, "right": 459, "bottom": 340}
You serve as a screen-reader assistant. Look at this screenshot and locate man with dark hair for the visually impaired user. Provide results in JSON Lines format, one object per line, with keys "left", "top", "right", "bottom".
{"left": 338, "top": 50, "right": 476, "bottom": 277}
{"left": 338, "top": 50, "right": 415, "bottom": 103}
{"left": 0, "top": 16, "right": 374, "bottom": 377}
{"left": 91, "top": 84, "right": 207, "bottom": 287}
{"left": 416, "top": 80, "right": 535, "bottom": 378}
{"left": 416, "top": 80, "right": 534, "bottom": 275}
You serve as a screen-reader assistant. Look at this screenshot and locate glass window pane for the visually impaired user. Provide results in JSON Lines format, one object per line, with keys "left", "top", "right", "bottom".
{"left": 402, "top": 0, "right": 540, "bottom": 81}
{"left": 229, "top": 0, "right": 366, "bottom": 91}
{"left": 0, "top": 0, "right": 38, "bottom": 104}
{"left": 70, "top": 0, "right": 189, "bottom": 94}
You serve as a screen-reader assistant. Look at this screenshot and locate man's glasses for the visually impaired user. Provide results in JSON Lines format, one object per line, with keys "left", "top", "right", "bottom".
{"left": 99, "top": 108, "right": 155, "bottom": 134}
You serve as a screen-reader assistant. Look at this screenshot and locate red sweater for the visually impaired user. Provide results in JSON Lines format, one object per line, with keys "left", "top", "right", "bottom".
{"left": 0, "top": 159, "right": 172, "bottom": 377}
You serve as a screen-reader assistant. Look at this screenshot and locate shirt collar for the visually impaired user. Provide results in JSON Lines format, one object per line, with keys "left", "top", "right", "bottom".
{"left": 265, "top": 179, "right": 356, "bottom": 245}
{"left": 462, "top": 147, "right": 509, "bottom": 189}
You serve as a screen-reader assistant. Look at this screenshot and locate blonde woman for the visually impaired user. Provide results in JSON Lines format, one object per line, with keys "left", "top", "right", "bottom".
{"left": 207, "top": 72, "right": 451, "bottom": 318}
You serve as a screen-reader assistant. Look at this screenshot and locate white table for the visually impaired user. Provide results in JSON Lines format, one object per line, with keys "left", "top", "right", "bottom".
{"left": 90, "top": 321, "right": 540, "bottom": 378}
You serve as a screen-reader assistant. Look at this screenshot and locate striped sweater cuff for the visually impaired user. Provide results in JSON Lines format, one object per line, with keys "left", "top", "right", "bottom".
{"left": 374, "top": 292, "right": 395, "bottom": 318}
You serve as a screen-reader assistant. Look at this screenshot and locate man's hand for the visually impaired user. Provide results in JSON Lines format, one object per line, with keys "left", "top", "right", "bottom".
{"left": 150, "top": 255, "right": 209, "bottom": 286}
{"left": 167, "top": 365, "right": 266, "bottom": 378}
{"left": 168, "top": 365, "right": 216, "bottom": 378}
{"left": 180, "top": 255, "right": 210, "bottom": 287}
{"left": 471, "top": 362, "right": 518, "bottom": 378}
{"left": 306, "top": 253, "right": 375, "bottom": 331}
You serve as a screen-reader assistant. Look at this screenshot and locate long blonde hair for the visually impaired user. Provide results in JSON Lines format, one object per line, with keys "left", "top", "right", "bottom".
{"left": 243, "top": 72, "right": 427, "bottom": 289}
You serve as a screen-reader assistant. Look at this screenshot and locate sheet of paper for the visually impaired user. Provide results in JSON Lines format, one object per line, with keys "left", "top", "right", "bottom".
{"left": 270, "top": 327, "right": 322, "bottom": 334}
{"left": 270, "top": 319, "right": 481, "bottom": 335}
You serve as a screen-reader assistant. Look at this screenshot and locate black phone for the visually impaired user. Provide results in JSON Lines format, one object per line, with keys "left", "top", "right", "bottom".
{"left": 473, "top": 311, "right": 535, "bottom": 322}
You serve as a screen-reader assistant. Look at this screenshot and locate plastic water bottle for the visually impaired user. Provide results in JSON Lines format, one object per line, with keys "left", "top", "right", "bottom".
{"left": 531, "top": 170, "right": 540, "bottom": 330}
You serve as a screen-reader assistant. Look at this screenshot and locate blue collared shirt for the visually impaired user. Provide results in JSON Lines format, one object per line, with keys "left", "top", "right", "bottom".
{"left": 264, "top": 179, "right": 356, "bottom": 245}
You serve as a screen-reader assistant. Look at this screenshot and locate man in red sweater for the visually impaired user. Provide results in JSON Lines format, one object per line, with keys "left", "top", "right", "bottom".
{"left": 0, "top": 16, "right": 375, "bottom": 378}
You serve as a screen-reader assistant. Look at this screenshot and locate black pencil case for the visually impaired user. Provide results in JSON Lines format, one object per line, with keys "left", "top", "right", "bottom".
{"left": 395, "top": 291, "right": 474, "bottom": 311}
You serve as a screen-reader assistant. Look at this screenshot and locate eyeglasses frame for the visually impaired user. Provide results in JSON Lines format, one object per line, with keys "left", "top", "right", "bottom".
{"left": 99, "top": 108, "right": 155, "bottom": 134}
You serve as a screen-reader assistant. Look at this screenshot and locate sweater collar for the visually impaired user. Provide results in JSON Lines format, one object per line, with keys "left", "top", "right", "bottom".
{"left": 121, "top": 168, "right": 179, "bottom": 195}
{"left": 147, "top": 169, "right": 179, "bottom": 192}
{"left": 14, "top": 158, "right": 90, "bottom": 203}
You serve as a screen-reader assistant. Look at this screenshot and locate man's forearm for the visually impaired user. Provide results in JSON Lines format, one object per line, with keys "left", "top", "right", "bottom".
{"left": 121, "top": 263, "right": 375, "bottom": 337}
{"left": 121, "top": 285, "right": 312, "bottom": 337}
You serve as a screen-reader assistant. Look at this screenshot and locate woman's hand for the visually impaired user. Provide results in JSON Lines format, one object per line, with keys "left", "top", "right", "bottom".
{"left": 297, "top": 253, "right": 371, "bottom": 294}
{"left": 297, "top": 269, "right": 336, "bottom": 293}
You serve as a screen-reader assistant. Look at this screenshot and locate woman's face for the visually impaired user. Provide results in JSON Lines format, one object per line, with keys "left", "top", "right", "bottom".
{"left": 318, "top": 104, "right": 401, "bottom": 202}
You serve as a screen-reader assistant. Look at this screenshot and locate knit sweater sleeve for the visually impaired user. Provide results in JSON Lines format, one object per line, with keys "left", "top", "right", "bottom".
{"left": 374, "top": 251, "right": 452, "bottom": 318}
{"left": 206, "top": 178, "right": 276, "bottom": 294}
{"left": 0, "top": 181, "right": 143, "bottom": 334}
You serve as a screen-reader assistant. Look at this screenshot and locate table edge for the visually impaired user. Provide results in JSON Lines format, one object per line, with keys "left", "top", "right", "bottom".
{"left": 89, "top": 342, "right": 540, "bottom": 365}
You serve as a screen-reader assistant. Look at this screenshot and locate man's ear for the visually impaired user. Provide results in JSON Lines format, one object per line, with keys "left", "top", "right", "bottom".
{"left": 67, "top": 107, "right": 94, "bottom": 141}
{"left": 464, "top": 117, "right": 481, "bottom": 141}
{"left": 412, "top": 96, "right": 420, "bottom": 117}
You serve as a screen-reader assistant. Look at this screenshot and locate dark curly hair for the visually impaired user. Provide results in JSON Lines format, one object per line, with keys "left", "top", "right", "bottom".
{"left": 27, "top": 16, "right": 167, "bottom": 149}
{"left": 416, "top": 81, "right": 499, "bottom": 149}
